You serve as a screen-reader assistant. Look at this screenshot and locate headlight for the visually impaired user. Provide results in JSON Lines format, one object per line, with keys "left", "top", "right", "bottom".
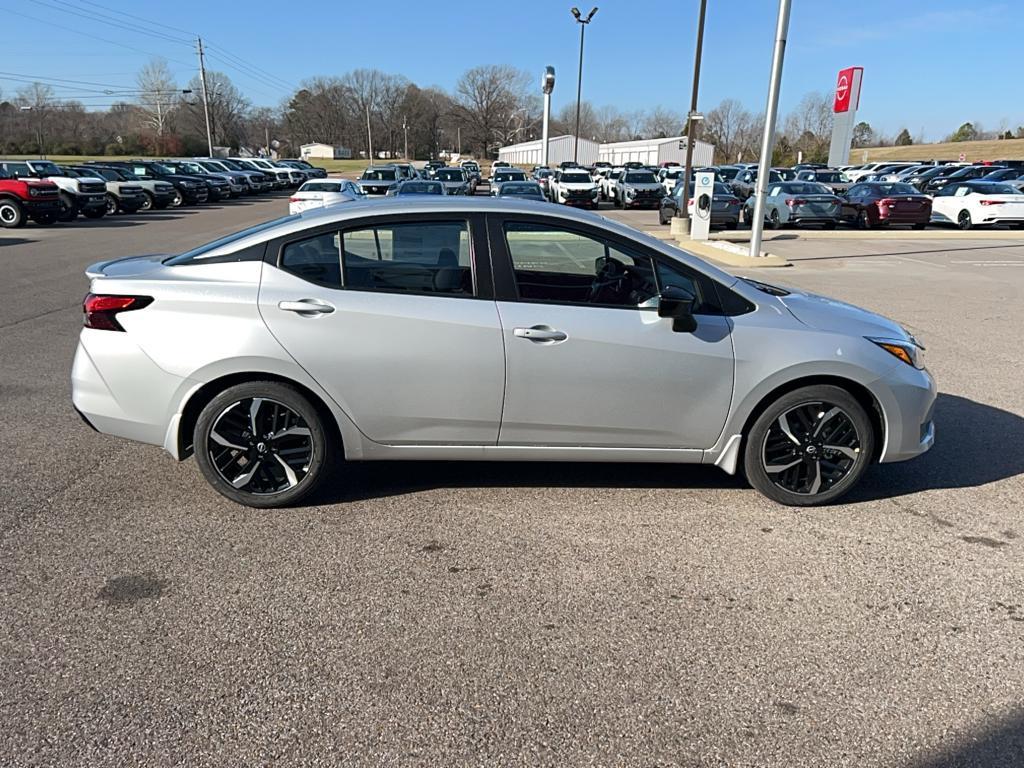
{"left": 626, "top": 188, "right": 636, "bottom": 197}
{"left": 867, "top": 337, "right": 925, "bottom": 369}
{"left": 28, "top": 186, "right": 41, "bottom": 197}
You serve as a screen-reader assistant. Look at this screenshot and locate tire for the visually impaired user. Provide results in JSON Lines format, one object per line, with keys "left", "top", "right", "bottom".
{"left": 768, "top": 209, "right": 781, "bottom": 230}
{"left": 856, "top": 210, "right": 871, "bottom": 230}
{"left": 105, "top": 193, "right": 119, "bottom": 216}
{"left": 823, "top": 220, "right": 837, "bottom": 230}
{"left": 0, "top": 198, "right": 25, "bottom": 228}
{"left": 659, "top": 210, "right": 668, "bottom": 225}
{"left": 724, "top": 220, "right": 737, "bottom": 230}
{"left": 957, "top": 209, "right": 972, "bottom": 230}
{"left": 170, "top": 189, "right": 184, "bottom": 208}
{"left": 743, "top": 385, "right": 875, "bottom": 507}
{"left": 82, "top": 208, "right": 105, "bottom": 219}
{"left": 57, "top": 192, "right": 77, "bottom": 222}
{"left": 193, "top": 381, "right": 335, "bottom": 508}
{"left": 32, "top": 213, "right": 58, "bottom": 226}
{"left": 912, "top": 223, "right": 926, "bottom": 230}
{"left": 139, "top": 191, "right": 155, "bottom": 211}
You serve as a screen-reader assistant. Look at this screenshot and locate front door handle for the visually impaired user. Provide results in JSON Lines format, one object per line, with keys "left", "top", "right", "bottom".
{"left": 278, "top": 299, "right": 335, "bottom": 315}
{"left": 513, "top": 325, "right": 568, "bottom": 343}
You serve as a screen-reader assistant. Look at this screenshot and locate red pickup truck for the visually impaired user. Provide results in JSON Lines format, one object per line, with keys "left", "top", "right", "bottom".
{"left": 0, "top": 167, "right": 61, "bottom": 227}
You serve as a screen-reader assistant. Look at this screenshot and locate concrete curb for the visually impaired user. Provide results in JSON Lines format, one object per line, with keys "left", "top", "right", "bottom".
{"left": 710, "top": 228, "right": 1024, "bottom": 242}
{"left": 646, "top": 232, "right": 791, "bottom": 268}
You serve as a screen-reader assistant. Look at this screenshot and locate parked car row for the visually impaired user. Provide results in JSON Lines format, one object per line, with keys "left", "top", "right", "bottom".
{"left": 0, "top": 156, "right": 327, "bottom": 227}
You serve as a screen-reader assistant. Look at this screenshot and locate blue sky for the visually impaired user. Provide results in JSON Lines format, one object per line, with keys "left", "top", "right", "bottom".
{"left": 3, "top": 0, "right": 1020, "bottom": 141}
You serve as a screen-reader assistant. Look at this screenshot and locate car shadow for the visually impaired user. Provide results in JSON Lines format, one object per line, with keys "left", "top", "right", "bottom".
{"left": 0, "top": 237, "right": 36, "bottom": 247}
{"left": 310, "top": 393, "right": 1022, "bottom": 506}
{"left": 852, "top": 392, "right": 1024, "bottom": 502}
{"left": 905, "top": 707, "right": 1024, "bottom": 767}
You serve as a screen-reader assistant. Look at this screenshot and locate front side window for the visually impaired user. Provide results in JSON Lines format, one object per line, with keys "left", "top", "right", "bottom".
{"left": 503, "top": 223, "right": 658, "bottom": 308}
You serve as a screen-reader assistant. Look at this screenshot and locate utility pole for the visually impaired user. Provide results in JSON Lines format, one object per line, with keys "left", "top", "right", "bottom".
{"left": 402, "top": 116, "right": 408, "bottom": 160}
{"left": 265, "top": 125, "right": 270, "bottom": 158}
{"left": 366, "top": 104, "right": 374, "bottom": 164}
{"left": 749, "top": 0, "right": 792, "bottom": 259}
{"left": 676, "top": 0, "right": 707, "bottom": 233}
{"left": 457, "top": 126, "right": 461, "bottom": 156}
{"left": 196, "top": 36, "right": 214, "bottom": 156}
{"left": 571, "top": 7, "right": 598, "bottom": 164}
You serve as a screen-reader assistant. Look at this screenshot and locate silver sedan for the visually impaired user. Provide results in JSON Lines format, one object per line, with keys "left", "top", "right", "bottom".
{"left": 72, "top": 198, "right": 935, "bottom": 508}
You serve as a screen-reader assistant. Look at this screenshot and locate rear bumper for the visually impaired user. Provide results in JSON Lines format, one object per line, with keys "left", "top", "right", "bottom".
{"left": 71, "top": 333, "right": 185, "bottom": 448}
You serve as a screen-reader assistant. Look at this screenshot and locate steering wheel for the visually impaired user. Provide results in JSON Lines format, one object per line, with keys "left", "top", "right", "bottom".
{"left": 588, "top": 257, "right": 629, "bottom": 303}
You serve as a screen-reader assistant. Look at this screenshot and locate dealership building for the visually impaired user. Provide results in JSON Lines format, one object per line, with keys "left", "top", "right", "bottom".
{"left": 496, "top": 135, "right": 714, "bottom": 167}
{"left": 496, "top": 135, "right": 600, "bottom": 167}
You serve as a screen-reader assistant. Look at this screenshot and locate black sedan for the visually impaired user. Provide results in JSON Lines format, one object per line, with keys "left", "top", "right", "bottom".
{"left": 924, "top": 164, "right": 1006, "bottom": 194}
{"left": 659, "top": 181, "right": 741, "bottom": 228}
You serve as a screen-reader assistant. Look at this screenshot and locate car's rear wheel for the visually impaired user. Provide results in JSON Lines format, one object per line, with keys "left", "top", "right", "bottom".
{"left": 743, "top": 385, "right": 874, "bottom": 507}
{"left": 769, "top": 209, "right": 781, "bottom": 229}
{"left": 957, "top": 209, "right": 973, "bottom": 230}
{"left": 194, "top": 381, "right": 335, "bottom": 508}
{"left": 0, "top": 199, "right": 25, "bottom": 228}
{"left": 856, "top": 210, "right": 871, "bottom": 229}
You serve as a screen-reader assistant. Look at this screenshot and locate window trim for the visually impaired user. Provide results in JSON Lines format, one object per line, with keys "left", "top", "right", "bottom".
{"left": 485, "top": 213, "right": 732, "bottom": 315}
{"left": 268, "top": 211, "right": 492, "bottom": 300}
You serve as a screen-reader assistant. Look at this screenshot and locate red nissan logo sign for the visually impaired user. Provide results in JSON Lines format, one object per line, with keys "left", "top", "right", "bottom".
{"left": 833, "top": 67, "right": 861, "bottom": 113}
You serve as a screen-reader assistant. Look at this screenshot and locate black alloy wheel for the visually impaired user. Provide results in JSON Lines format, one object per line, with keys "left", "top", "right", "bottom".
{"left": 105, "top": 193, "right": 119, "bottom": 215}
{"left": 139, "top": 191, "right": 154, "bottom": 211}
{"left": 744, "top": 385, "right": 874, "bottom": 506}
{"left": 957, "top": 210, "right": 973, "bottom": 230}
{"left": 194, "top": 381, "right": 334, "bottom": 507}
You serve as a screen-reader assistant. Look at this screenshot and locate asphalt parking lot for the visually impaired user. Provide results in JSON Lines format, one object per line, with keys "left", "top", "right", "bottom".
{"left": 2, "top": 193, "right": 1023, "bottom": 767}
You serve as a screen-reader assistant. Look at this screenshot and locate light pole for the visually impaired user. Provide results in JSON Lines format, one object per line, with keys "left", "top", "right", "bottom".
{"left": 749, "top": 0, "right": 792, "bottom": 259}
{"left": 570, "top": 6, "right": 597, "bottom": 164}
{"left": 675, "top": 0, "right": 707, "bottom": 235}
{"left": 541, "top": 66, "right": 555, "bottom": 167}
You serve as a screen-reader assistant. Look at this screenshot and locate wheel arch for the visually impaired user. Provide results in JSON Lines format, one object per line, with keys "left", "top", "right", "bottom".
{"left": 737, "top": 374, "right": 885, "bottom": 465}
{"left": 175, "top": 371, "right": 344, "bottom": 460}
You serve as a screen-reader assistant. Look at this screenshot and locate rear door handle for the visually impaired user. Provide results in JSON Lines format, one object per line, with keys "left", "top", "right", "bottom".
{"left": 278, "top": 299, "right": 335, "bottom": 315}
{"left": 513, "top": 326, "right": 567, "bottom": 343}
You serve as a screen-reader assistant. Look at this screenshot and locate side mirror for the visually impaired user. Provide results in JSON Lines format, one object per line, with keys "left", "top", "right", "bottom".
{"left": 658, "top": 286, "right": 698, "bottom": 333}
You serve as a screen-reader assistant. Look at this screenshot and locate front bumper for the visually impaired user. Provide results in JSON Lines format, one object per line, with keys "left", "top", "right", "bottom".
{"left": 79, "top": 193, "right": 106, "bottom": 211}
{"left": 118, "top": 194, "right": 146, "bottom": 212}
{"left": 24, "top": 198, "right": 61, "bottom": 215}
{"left": 181, "top": 187, "right": 209, "bottom": 204}
{"left": 874, "top": 364, "right": 937, "bottom": 464}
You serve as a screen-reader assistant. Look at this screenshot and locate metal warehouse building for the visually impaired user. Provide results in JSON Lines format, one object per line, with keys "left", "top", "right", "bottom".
{"left": 598, "top": 136, "right": 714, "bottom": 167}
{"left": 300, "top": 143, "right": 353, "bottom": 160}
{"left": 497, "top": 135, "right": 599, "bottom": 166}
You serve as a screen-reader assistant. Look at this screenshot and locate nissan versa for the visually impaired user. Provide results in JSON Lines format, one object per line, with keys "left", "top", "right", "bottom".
{"left": 72, "top": 198, "right": 935, "bottom": 508}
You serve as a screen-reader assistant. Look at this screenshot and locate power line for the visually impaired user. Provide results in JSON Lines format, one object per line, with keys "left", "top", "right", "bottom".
{"left": 28, "top": 0, "right": 194, "bottom": 45}
{"left": 204, "top": 45, "right": 296, "bottom": 92}
{"left": 3, "top": 7, "right": 194, "bottom": 68}
{"left": 66, "top": 0, "right": 197, "bottom": 37}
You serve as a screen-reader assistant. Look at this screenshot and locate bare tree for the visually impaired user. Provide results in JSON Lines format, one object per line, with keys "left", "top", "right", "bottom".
{"left": 642, "top": 106, "right": 683, "bottom": 139}
{"left": 136, "top": 58, "right": 178, "bottom": 154}
{"left": 183, "top": 71, "right": 250, "bottom": 148}
{"left": 452, "top": 65, "right": 530, "bottom": 158}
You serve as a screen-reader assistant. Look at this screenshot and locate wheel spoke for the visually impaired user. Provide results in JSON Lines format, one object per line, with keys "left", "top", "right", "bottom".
{"left": 765, "top": 458, "right": 802, "bottom": 473}
{"left": 813, "top": 407, "right": 841, "bottom": 437}
{"left": 273, "top": 454, "right": 299, "bottom": 488}
{"left": 777, "top": 413, "right": 801, "bottom": 445}
{"left": 248, "top": 397, "right": 264, "bottom": 434}
{"left": 808, "top": 461, "right": 822, "bottom": 494}
{"left": 270, "top": 425, "right": 311, "bottom": 441}
{"left": 231, "top": 460, "right": 263, "bottom": 488}
{"left": 824, "top": 445, "right": 859, "bottom": 460}
{"left": 210, "top": 429, "right": 247, "bottom": 451}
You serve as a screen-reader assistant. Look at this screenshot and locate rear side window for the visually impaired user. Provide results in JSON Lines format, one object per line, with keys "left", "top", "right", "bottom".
{"left": 281, "top": 221, "right": 473, "bottom": 296}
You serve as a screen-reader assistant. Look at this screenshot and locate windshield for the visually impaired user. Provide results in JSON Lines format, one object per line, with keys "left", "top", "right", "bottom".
{"left": 774, "top": 168, "right": 797, "bottom": 181}
{"left": 875, "top": 183, "right": 920, "bottom": 195}
{"left": 29, "top": 161, "right": 63, "bottom": 176}
{"left": 681, "top": 182, "right": 733, "bottom": 196}
{"left": 435, "top": 170, "right": 464, "bottom": 181}
{"left": 782, "top": 183, "right": 831, "bottom": 195}
{"left": 301, "top": 182, "right": 343, "bottom": 192}
{"left": 166, "top": 215, "right": 300, "bottom": 264}
{"left": 218, "top": 159, "right": 242, "bottom": 170}
{"left": 398, "top": 182, "right": 444, "bottom": 194}
{"left": 815, "top": 172, "right": 849, "bottom": 183}
{"left": 624, "top": 172, "right": 657, "bottom": 184}
{"left": 561, "top": 173, "right": 591, "bottom": 183}
{"left": 971, "top": 183, "right": 1021, "bottom": 195}
{"left": 362, "top": 168, "right": 396, "bottom": 181}
{"left": 499, "top": 183, "right": 542, "bottom": 196}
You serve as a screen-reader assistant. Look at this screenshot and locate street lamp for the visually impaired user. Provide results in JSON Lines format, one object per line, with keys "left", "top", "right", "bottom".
{"left": 570, "top": 6, "right": 597, "bottom": 164}
{"left": 541, "top": 66, "right": 555, "bottom": 167}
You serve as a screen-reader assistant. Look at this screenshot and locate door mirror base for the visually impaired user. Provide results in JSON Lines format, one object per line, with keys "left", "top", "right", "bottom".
{"left": 658, "top": 287, "right": 698, "bottom": 333}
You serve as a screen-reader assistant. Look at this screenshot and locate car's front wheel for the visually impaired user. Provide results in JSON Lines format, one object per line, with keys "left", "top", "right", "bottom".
{"left": 743, "top": 385, "right": 875, "bottom": 507}
{"left": 0, "top": 199, "right": 25, "bottom": 228}
{"left": 193, "top": 381, "right": 335, "bottom": 508}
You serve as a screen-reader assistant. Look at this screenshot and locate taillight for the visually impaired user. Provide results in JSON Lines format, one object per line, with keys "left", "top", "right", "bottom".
{"left": 786, "top": 198, "right": 807, "bottom": 206}
{"left": 289, "top": 197, "right": 300, "bottom": 203}
{"left": 83, "top": 293, "right": 152, "bottom": 331}
{"left": 877, "top": 198, "right": 895, "bottom": 207}
{"left": 979, "top": 199, "right": 1003, "bottom": 206}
